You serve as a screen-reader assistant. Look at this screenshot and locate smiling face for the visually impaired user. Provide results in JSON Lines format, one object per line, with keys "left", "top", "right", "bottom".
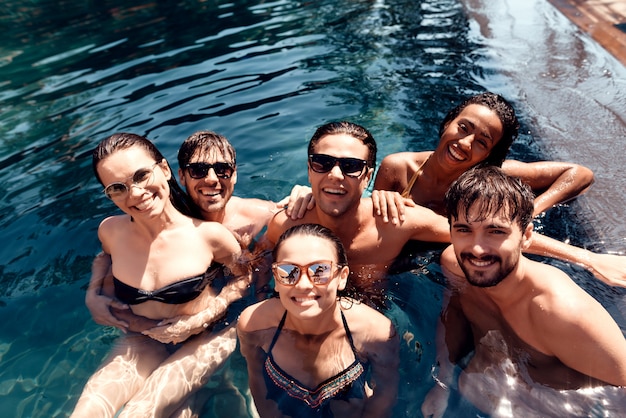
{"left": 450, "top": 203, "right": 532, "bottom": 288}
{"left": 179, "top": 148, "right": 237, "bottom": 220}
{"left": 308, "top": 134, "right": 373, "bottom": 217}
{"left": 274, "top": 233, "right": 349, "bottom": 319}
{"left": 435, "top": 104, "right": 504, "bottom": 171}
{"left": 97, "top": 146, "right": 171, "bottom": 218}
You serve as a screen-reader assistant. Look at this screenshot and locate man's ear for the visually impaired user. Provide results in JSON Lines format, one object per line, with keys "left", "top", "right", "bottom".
{"left": 521, "top": 222, "right": 533, "bottom": 250}
{"left": 178, "top": 168, "right": 186, "bottom": 187}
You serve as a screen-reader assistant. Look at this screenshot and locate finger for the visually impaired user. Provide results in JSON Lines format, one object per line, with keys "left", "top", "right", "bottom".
{"left": 372, "top": 191, "right": 389, "bottom": 222}
{"left": 109, "top": 300, "right": 130, "bottom": 310}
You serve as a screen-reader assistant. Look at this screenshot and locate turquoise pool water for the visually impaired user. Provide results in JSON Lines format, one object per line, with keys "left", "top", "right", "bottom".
{"left": 0, "top": 0, "right": 625, "bottom": 416}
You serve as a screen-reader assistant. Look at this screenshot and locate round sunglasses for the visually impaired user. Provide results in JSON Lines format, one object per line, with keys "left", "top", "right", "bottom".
{"left": 185, "top": 162, "right": 235, "bottom": 179}
{"left": 103, "top": 162, "right": 159, "bottom": 200}
{"left": 308, "top": 154, "right": 368, "bottom": 178}
{"left": 272, "top": 261, "right": 340, "bottom": 286}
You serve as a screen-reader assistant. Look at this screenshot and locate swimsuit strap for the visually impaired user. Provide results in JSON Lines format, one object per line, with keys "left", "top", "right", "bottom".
{"left": 268, "top": 310, "right": 288, "bottom": 352}
{"left": 401, "top": 153, "right": 431, "bottom": 198}
{"left": 340, "top": 310, "right": 359, "bottom": 356}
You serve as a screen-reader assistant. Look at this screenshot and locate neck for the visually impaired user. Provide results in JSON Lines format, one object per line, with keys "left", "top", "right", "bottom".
{"left": 132, "top": 202, "right": 187, "bottom": 239}
{"left": 314, "top": 200, "right": 365, "bottom": 239}
{"left": 286, "top": 304, "right": 343, "bottom": 335}
{"left": 482, "top": 258, "right": 528, "bottom": 307}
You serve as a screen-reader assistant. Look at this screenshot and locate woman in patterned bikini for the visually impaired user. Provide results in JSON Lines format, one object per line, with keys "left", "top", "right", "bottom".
{"left": 237, "top": 223, "right": 399, "bottom": 417}
{"left": 72, "top": 133, "right": 251, "bottom": 417}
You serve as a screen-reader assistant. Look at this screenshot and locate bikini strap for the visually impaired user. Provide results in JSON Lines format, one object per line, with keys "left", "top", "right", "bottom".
{"left": 268, "top": 310, "right": 288, "bottom": 351}
{"left": 340, "top": 311, "right": 359, "bottom": 355}
{"left": 400, "top": 153, "right": 431, "bottom": 198}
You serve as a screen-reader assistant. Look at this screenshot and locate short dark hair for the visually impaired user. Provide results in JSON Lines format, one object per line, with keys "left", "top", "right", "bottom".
{"left": 439, "top": 92, "right": 519, "bottom": 167}
{"left": 177, "top": 130, "right": 236, "bottom": 169}
{"left": 444, "top": 166, "right": 534, "bottom": 231}
{"left": 308, "top": 121, "right": 377, "bottom": 169}
{"left": 93, "top": 132, "right": 201, "bottom": 218}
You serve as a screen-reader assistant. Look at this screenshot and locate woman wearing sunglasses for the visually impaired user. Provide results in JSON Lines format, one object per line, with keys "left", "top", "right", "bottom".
{"left": 72, "top": 133, "right": 251, "bottom": 417}
{"left": 237, "top": 223, "right": 399, "bottom": 418}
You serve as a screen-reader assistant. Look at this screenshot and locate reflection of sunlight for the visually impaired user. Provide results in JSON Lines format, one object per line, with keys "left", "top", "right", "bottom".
{"left": 495, "top": 398, "right": 512, "bottom": 417}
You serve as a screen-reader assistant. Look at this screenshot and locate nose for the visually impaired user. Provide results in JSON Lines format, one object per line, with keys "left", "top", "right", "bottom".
{"left": 128, "top": 183, "right": 147, "bottom": 198}
{"left": 294, "top": 270, "right": 315, "bottom": 289}
{"left": 328, "top": 162, "right": 344, "bottom": 178}
{"left": 469, "top": 236, "right": 490, "bottom": 257}
{"left": 458, "top": 134, "right": 474, "bottom": 150}
{"left": 204, "top": 167, "right": 219, "bottom": 181}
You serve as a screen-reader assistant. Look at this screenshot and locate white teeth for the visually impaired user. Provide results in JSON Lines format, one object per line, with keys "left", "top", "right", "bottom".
{"left": 135, "top": 197, "right": 153, "bottom": 211}
{"left": 324, "top": 187, "right": 345, "bottom": 195}
{"left": 470, "top": 259, "right": 493, "bottom": 267}
{"left": 200, "top": 190, "right": 219, "bottom": 197}
{"left": 294, "top": 297, "right": 317, "bottom": 303}
{"left": 449, "top": 146, "right": 465, "bottom": 161}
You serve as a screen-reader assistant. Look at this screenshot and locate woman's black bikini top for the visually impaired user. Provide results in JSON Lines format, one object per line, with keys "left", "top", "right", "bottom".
{"left": 113, "top": 263, "right": 224, "bottom": 305}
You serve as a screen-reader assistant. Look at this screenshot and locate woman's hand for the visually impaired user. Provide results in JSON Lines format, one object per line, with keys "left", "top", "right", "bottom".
{"left": 587, "top": 252, "right": 626, "bottom": 287}
{"left": 371, "top": 190, "right": 415, "bottom": 225}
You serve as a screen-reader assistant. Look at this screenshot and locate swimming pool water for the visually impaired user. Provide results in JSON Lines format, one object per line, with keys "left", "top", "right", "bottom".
{"left": 0, "top": 0, "right": 624, "bottom": 416}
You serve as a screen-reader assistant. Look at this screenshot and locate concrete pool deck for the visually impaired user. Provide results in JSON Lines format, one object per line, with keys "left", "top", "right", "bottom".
{"left": 548, "top": 0, "right": 626, "bottom": 66}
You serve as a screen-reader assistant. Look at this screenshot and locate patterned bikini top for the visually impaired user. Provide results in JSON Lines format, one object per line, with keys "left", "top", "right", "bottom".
{"left": 263, "top": 310, "right": 367, "bottom": 417}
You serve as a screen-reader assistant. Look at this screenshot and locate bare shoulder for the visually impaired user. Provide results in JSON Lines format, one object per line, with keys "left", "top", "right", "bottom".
{"left": 342, "top": 302, "right": 395, "bottom": 340}
{"left": 230, "top": 196, "right": 275, "bottom": 217}
{"left": 525, "top": 260, "right": 596, "bottom": 320}
{"left": 238, "top": 297, "right": 284, "bottom": 332}
{"left": 380, "top": 151, "right": 429, "bottom": 168}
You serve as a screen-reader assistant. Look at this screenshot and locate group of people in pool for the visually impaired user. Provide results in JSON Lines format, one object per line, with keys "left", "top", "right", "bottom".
{"left": 71, "top": 92, "right": 626, "bottom": 417}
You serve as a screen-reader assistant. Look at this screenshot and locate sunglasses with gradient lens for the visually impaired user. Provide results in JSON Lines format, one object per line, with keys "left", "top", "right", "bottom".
{"left": 185, "top": 162, "right": 235, "bottom": 179}
{"left": 103, "top": 162, "right": 159, "bottom": 200}
{"left": 272, "top": 261, "right": 337, "bottom": 286}
{"left": 308, "top": 154, "right": 368, "bottom": 178}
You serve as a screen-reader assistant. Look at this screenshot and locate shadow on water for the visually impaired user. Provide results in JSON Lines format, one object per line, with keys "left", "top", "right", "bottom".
{"left": 0, "top": 0, "right": 624, "bottom": 416}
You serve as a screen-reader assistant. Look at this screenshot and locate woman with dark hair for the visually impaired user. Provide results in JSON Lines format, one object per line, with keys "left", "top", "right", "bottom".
{"left": 72, "top": 133, "right": 251, "bottom": 417}
{"left": 373, "top": 92, "right": 594, "bottom": 218}
{"left": 237, "top": 224, "right": 399, "bottom": 417}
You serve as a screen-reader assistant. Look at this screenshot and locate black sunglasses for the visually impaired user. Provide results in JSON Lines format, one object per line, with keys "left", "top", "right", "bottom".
{"left": 185, "top": 162, "right": 235, "bottom": 179}
{"left": 308, "top": 154, "right": 368, "bottom": 178}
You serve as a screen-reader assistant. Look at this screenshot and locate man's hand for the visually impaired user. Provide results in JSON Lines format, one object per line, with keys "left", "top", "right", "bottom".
{"left": 86, "top": 292, "right": 130, "bottom": 332}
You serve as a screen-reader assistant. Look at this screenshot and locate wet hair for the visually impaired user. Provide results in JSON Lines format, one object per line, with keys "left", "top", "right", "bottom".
{"left": 177, "top": 130, "right": 236, "bottom": 169}
{"left": 438, "top": 92, "right": 519, "bottom": 167}
{"left": 444, "top": 166, "right": 534, "bottom": 231}
{"left": 273, "top": 223, "right": 361, "bottom": 300}
{"left": 93, "top": 133, "right": 202, "bottom": 218}
{"left": 308, "top": 121, "right": 377, "bottom": 169}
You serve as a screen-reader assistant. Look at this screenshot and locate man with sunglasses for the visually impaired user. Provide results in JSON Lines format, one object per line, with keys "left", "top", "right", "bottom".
{"left": 267, "top": 121, "right": 452, "bottom": 308}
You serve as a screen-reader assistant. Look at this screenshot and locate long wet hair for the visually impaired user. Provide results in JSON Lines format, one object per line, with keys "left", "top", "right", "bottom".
{"left": 273, "top": 223, "right": 361, "bottom": 300}
{"left": 308, "top": 121, "right": 377, "bottom": 169}
{"left": 93, "top": 133, "right": 202, "bottom": 219}
{"left": 438, "top": 92, "right": 520, "bottom": 167}
{"left": 444, "top": 166, "right": 534, "bottom": 231}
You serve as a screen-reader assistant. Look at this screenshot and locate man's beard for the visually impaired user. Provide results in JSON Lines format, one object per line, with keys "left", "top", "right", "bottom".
{"left": 458, "top": 253, "right": 518, "bottom": 288}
